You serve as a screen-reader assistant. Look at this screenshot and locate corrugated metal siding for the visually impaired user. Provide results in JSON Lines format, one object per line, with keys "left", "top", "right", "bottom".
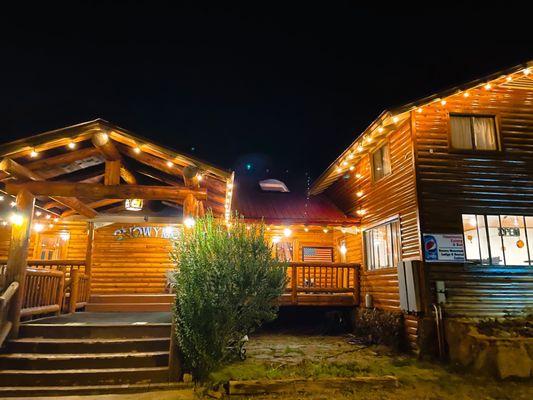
{"left": 413, "top": 84, "right": 533, "bottom": 317}
{"left": 326, "top": 120, "right": 421, "bottom": 313}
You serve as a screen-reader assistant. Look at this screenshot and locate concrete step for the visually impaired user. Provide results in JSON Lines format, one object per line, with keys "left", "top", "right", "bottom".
{"left": 0, "top": 366, "right": 169, "bottom": 386}
{"left": 7, "top": 337, "right": 170, "bottom": 353}
{"left": 86, "top": 302, "right": 172, "bottom": 312}
{"left": 0, "top": 351, "right": 169, "bottom": 370}
{"left": 0, "top": 382, "right": 191, "bottom": 397}
{"left": 89, "top": 294, "right": 175, "bottom": 304}
{"left": 19, "top": 323, "right": 171, "bottom": 339}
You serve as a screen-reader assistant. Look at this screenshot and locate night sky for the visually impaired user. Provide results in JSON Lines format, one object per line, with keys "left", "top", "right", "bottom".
{"left": 1, "top": 3, "right": 532, "bottom": 189}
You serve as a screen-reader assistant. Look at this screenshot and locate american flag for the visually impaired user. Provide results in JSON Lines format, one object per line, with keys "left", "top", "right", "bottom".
{"left": 302, "top": 247, "right": 333, "bottom": 262}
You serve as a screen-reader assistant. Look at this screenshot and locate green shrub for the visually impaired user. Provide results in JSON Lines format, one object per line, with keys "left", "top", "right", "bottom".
{"left": 170, "top": 213, "right": 287, "bottom": 380}
{"left": 354, "top": 308, "right": 405, "bottom": 351}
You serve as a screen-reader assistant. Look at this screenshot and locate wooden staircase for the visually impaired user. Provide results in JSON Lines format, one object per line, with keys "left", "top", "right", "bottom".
{"left": 0, "top": 321, "right": 185, "bottom": 397}
{"left": 86, "top": 294, "right": 175, "bottom": 312}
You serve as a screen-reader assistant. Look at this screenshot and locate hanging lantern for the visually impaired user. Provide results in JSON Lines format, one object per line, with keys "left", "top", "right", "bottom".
{"left": 125, "top": 198, "right": 143, "bottom": 211}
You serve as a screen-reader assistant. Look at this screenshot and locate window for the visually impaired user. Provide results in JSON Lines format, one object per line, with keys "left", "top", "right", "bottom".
{"left": 35, "top": 234, "right": 68, "bottom": 260}
{"left": 462, "top": 214, "right": 532, "bottom": 266}
{"left": 302, "top": 247, "right": 333, "bottom": 263}
{"left": 450, "top": 115, "right": 498, "bottom": 151}
{"left": 364, "top": 220, "right": 401, "bottom": 270}
{"left": 275, "top": 242, "right": 293, "bottom": 262}
{"left": 371, "top": 143, "right": 391, "bottom": 181}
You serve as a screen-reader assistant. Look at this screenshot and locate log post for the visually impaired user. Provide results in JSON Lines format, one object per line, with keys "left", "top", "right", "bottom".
{"left": 168, "top": 319, "right": 184, "bottom": 382}
{"left": 68, "top": 269, "right": 80, "bottom": 314}
{"left": 291, "top": 265, "right": 297, "bottom": 305}
{"left": 85, "top": 222, "right": 95, "bottom": 297}
{"left": 6, "top": 189, "right": 35, "bottom": 338}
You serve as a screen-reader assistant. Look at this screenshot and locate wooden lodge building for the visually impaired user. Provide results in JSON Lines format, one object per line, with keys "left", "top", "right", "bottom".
{"left": 0, "top": 60, "right": 532, "bottom": 394}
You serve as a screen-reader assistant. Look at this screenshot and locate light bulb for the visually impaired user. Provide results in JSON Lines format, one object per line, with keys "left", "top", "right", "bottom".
{"left": 30, "top": 150, "right": 38, "bottom": 158}
{"left": 167, "top": 161, "right": 173, "bottom": 168}
{"left": 484, "top": 83, "right": 492, "bottom": 90}
{"left": 183, "top": 217, "right": 195, "bottom": 228}
{"left": 134, "top": 146, "right": 141, "bottom": 154}
{"left": 68, "top": 142, "right": 76, "bottom": 149}
{"left": 283, "top": 228, "right": 292, "bottom": 237}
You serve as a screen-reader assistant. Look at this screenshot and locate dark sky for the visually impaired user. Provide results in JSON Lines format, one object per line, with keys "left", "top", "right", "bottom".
{"left": 1, "top": 2, "right": 532, "bottom": 188}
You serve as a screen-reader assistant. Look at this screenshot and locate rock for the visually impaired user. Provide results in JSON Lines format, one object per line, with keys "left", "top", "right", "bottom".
{"left": 206, "top": 389, "right": 224, "bottom": 398}
{"left": 495, "top": 343, "right": 531, "bottom": 379}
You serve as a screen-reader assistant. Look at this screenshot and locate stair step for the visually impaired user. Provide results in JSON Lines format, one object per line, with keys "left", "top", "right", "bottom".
{"left": 0, "top": 351, "right": 169, "bottom": 370}
{"left": 0, "top": 366, "right": 169, "bottom": 386}
{"left": 0, "top": 382, "right": 191, "bottom": 397}
{"left": 89, "top": 294, "right": 175, "bottom": 304}
{"left": 86, "top": 303, "right": 172, "bottom": 312}
{"left": 7, "top": 337, "right": 170, "bottom": 353}
{"left": 19, "top": 323, "right": 171, "bottom": 339}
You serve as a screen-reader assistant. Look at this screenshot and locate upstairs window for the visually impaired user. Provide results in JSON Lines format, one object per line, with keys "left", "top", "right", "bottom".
{"left": 450, "top": 115, "right": 498, "bottom": 151}
{"left": 371, "top": 143, "right": 391, "bottom": 181}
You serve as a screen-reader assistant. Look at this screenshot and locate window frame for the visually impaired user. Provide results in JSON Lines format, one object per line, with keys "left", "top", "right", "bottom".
{"left": 370, "top": 141, "right": 392, "bottom": 182}
{"left": 448, "top": 113, "right": 502, "bottom": 153}
{"left": 362, "top": 218, "right": 401, "bottom": 272}
{"left": 462, "top": 214, "right": 533, "bottom": 267}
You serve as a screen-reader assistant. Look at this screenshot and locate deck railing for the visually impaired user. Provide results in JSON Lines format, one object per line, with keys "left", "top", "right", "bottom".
{"left": 0, "top": 259, "right": 87, "bottom": 321}
{"left": 20, "top": 268, "right": 64, "bottom": 318}
{"left": 286, "top": 262, "right": 360, "bottom": 305}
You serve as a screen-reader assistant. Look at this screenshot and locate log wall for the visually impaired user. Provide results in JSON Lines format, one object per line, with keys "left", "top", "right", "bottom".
{"left": 413, "top": 83, "right": 533, "bottom": 317}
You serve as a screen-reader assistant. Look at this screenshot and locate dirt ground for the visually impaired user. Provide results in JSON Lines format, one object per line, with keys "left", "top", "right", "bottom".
{"left": 210, "top": 332, "right": 533, "bottom": 400}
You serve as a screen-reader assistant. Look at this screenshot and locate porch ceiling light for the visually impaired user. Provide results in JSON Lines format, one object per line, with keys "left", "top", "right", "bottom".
{"left": 125, "top": 198, "right": 143, "bottom": 211}
{"left": 283, "top": 228, "right": 292, "bottom": 237}
{"left": 272, "top": 236, "right": 281, "bottom": 244}
{"left": 33, "top": 223, "right": 44, "bottom": 232}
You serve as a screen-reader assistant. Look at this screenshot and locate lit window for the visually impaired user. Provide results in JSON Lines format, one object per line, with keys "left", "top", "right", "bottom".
{"left": 364, "top": 220, "right": 400, "bottom": 270}
{"left": 450, "top": 115, "right": 498, "bottom": 151}
{"left": 275, "top": 242, "right": 293, "bottom": 262}
{"left": 371, "top": 143, "right": 391, "bottom": 181}
{"left": 462, "top": 214, "right": 532, "bottom": 266}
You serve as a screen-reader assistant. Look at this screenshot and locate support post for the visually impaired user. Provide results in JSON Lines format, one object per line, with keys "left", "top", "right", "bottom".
{"left": 291, "top": 265, "right": 297, "bottom": 305}
{"left": 168, "top": 319, "right": 184, "bottom": 382}
{"left": 85, "top": 221, "right": 95, "bottom": 297}
{"left": 6, "top": 189, "right": 35, "bottom": 338}
{"left": 68, "top": 269, "right": 80, "bottom": 314}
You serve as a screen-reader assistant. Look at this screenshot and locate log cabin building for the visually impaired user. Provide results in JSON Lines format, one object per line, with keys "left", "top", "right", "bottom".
{"left": 0, "top": 60, "right": 532, "bottom": 393}
{"left": 310, "top": 60, "right": 533, "bottom": 349}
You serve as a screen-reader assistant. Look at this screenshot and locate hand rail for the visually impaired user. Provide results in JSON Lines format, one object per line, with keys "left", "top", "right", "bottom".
{"left": 20, "top": 268, "right": 65, "bottom": 318}
{"left": 0, "top": 281, "right": 19, "bottom": 347}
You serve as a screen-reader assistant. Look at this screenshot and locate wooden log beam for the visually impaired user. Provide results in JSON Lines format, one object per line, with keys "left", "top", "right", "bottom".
{"left": 25, "top": 147, "right": 101, "bottom": 172}
{"left": 104, "top": 160, "right": 121, "bottom": 185}
{"left": 92, "top": 132, "right": 121, "bottom": 161}
{"left": 6, "top": 190, "right": 35, "bottom": 338}
{"left": 61, "top": 199, "right": 122, "bottom": 217}
{"left": 0, "top": 158, "right": 98, "bottom": 218}
{"left": 6, "top": 181, "right": 207, "bottom": 201}
{"left": 116, "top": 143, "right": 184, "bottom": 177}
{"left": 120, "top": 166, "right": 137, "bottom": 184}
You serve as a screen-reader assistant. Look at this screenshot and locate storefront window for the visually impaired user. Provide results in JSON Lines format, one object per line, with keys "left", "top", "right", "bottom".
{"left": 462, "top": 214, "right": 532, "bottom": 266}
{"left": 364, "top": 220, "right": 400, "bottom": 270}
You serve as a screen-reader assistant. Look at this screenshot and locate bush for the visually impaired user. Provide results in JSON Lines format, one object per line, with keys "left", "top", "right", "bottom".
{"left": 170, "top": 213, "right": 288, "bottom": 380}
{"left": 354, "top": 308, "right": 405, "bottom": 351}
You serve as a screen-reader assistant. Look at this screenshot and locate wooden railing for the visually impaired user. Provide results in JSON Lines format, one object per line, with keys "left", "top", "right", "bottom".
{"left": 20, "top": 268, "right": 64, "bottom": 318}
{"left": 0, "top": 259, "right": 87, "bottom": 322}
{"left": 0, "top": 281, "right": 18, "bottom": 346}
{"left": 287, "top": 262, "right": 360, "bottom": 305}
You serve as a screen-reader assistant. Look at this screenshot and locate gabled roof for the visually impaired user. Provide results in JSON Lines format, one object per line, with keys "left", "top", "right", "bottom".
{"left": 233, "top": 176, "right": 358, "bottom": 226}
{"left": 310, "top": 60, "right": 533, "bottom": 195}
{"left": 0, "top": 119, "right": 232, "bottom": 220}
{"left": 0, "top": 119, "right": 231, "bottom": 180}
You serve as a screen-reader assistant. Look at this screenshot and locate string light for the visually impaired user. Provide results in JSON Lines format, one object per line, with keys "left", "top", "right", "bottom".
{"left": 357, "top": 145, "right": 364, "bottom": 153}
{"left": 9, "top": 213, "right": 23, "bottom": 226}
{"left": 283, "top": 228, "right": 292, "bottom": 237}
{"left": 392, "top": 116, "right": 399, "bottom": 124}
{"left": 506, "top": 76, "right": 513, "bottom": 82}
{"left": 440, "top": 99, "right": 447, "bottom": 106}
{"left": 378, "top": 127, "right": 384, "bottom": 133}
{"left": 0, "top": 195, "right": 4, "bottom": 201}
{"left": 340, "top": 244, "right": 347, "bottom": 255}
{"left": 35, "top": 210, "right": 42, "bottom": 217}
{"left": 356, "top": 209, "right": 367, "bottom": 216}
{"left": 183, "top": 217, "right": 195, "bottom": 228}
{"left": 349, "top": 166, "right": 355, "bottom": 171}
{"left": 30, "top": 149, "right": 38, "bottom": 158}
{"left": 196, "top": 174, "right": 203, "bottom": 181}
{"left": 484, "top": 83, "right": 492, "bottom": 90}
{"left": 524, "top": 68, "right": 531, "bottom": 76}
{"left": 304, "top": 227, "right": 309, "bottom": 232}
{"left": 463, "top": 92, "right": 470, "bottom": 98}
{"left": 347, "top": 153, "right": 354, "bottom": 160}
{"left": 322, "top": 227, "right": 329, "bottom": 233}
{"left": 365, "top": 136, "right": 372, "bottom": 143}
{"left": 67, "top": 141, "right": 76, "bottom": 149}
{"left": 336, "top": 167, "right": 342, "bottom": 173}
{"left": 10, "top": 201, "right": 16, "bottom": 208}
{"left": 356, "top": 191, "right": 363, "bottom": 197}
{"left": 33, "top": 223, "right": 44, "bottom": 232}
{"left": 1, "top": 221, "right": 7, "bottom": 226}
{"left": 166, "top": 161, "right": 174, "bottom": 168}
{"left": 342, "top": 161, "right": 348, "bottom": 166}
{"left": 416, "top": 107, "right": 423, "bottom": 113}
{"left": 134, "top": 146, "right": 142, "bottom": 154}
{"left": 45, "top": 214, "right": 51, "bottom": 220}
{"left": 355, "top": 173, "right": 362, "bottom": 179}
{"left": 48, "top": 223, "right": 54, "bottom": 229}
{"left": 272, "top": 236, "right": 281, "bottom": 244}
{"left": 53, "top": 217, "right": 59, "bottom": 223}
